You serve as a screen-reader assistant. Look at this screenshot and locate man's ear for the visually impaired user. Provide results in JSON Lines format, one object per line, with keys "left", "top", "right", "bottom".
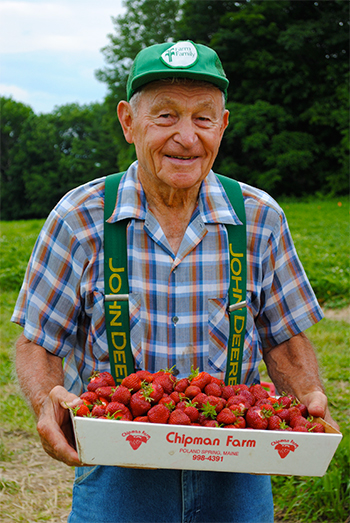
{"left": 117, "top": 101, "right": 134, "bottom": 144}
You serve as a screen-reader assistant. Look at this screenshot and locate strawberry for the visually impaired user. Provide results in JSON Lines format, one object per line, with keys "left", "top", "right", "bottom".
{"left": 133, "top": 416, "right": 149, "bottom": 423}
{"left": 202, "top": 419, "right": 220, "bottom": 427}
{"left": 129, "top": 390, "right": 152, "bottom": 417}
{"left": 105, "top": 402, "right": 133, "bottom": 420}
{"left": 249, "top": 384, "right": 269, "bottom": 402}
{"left": 99, "top": 371, "right": 116, "bottom": 387}
{"left": 246, "top": 406, "right": 269, "bottom": 430}
{"left": 148, "top": 382, "right": 164, "bottom": 403}
{"left": 204, "top": 382, "right": 222, "bottom": 397}
{"left": 184, "top": 385, "right": 202, "bottom": 398}
{"left": 268, "top": 415, "right": 283, "bottom": 430}
{"left": 183, "top": 401, "right": 200, "bottom": 423}
{"left": 308, "top": 422, "right": 325, "bottom": 433}
{"left": 239, "top": 389, "right": 255, "bottom": 406}
{"left": 148, "top": 404, "right": 170, "bottom": 424}
{"left": 94, "top": 386, "right": 114, "bottom": 401}
{"left": 201, "top": 401, "right": 218, "bottom": 420}
{"left": 153, "top": 373, "right": 176, "bottom": 395}
{"left": 275, "top": 407, "right": 290, "bottom": 423}
{"left": 297, "top": 403, "right": 308, "bottom": 417}
{"left": 292, "top": 425, "right": 309, "bottom": 432}
{"left": 278, "top": 395, "right": 292, "bottom": 409}
{"left": 135, "top": 370, "right": 154, "bottom": 383}
{"left": 288, "top": 406, "right": 302, "bottom": 420}
{"left": 91, "top": 404, "right": 106, "bottom": 417}
{"left": 168, "top": 410, "right": 192, "bottom": 425}
{"left": 232, "top": 417, "right": 246, "bottom": 429}
{"left": 174, "top": 378, "right": 190, "bottom": 392}
{"left": 80, "top": 391, "right": 98, "bottom": 404}
{"left": 111, "top": 385, "right": 131, "bottom": 405}
{"left": 222, "top": 385, "right": 236, "bottom": 400}
{"left": 232, "top": 384, "right": 249, "bottom": 394}
{"left": 216, "top": 408, "right": 236, "bottom": 425}
{"left": 121, "top": 373, "right": 142, "bottom": 392}
{"left": 74, "top": 404, "right": 91, "bottom": 417}
{"left": 158, "top": 396, "right": 176, "bottom": 410}
{"left": 192, "top": 393, "right": 209, "bottom": 409}
{"left": 190, "top": 371, "right": 212, "bottom": 391}
{"left": 289, "top": 415, "right": 309, "bottom": 429}
{"left": 97, "top": 396, "right": 109, "bottom": 407}
{"left": 87, "top": 376, "right": 109, "bottom": 392}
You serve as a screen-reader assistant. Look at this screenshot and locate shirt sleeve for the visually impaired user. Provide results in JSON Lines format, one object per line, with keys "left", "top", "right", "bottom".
{"left": 11, "top": 208, "right": 89, "bottom": 357}
{"left": 248, "top": 200, "right": 324, "bottom": 349}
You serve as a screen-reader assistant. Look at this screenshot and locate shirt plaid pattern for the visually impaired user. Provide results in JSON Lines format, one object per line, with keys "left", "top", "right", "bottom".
{"left": 12, "top": 162, "right": 323, "bottom": 394}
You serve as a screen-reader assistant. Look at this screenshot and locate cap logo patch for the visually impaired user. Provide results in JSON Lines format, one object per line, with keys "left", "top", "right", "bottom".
{"left": 161, "top": 41, "right": 198, "bottom": 68}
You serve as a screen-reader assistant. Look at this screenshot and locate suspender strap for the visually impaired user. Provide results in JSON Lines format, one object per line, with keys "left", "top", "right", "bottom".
{"left": 217, "top": 174, "right": 247, "bottom": 386}
{"left": 104, "top": 172, "right": 246, "bottom": 385}
{"left": 104, "top": 172, "right": 135, "bottom": 385}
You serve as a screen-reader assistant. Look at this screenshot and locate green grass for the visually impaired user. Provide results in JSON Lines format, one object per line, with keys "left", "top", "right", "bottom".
{"left": 0, "top": 199, "right": 349, "bottom": 522}
{"left": 279, "top": 197, "right": 350, "bottom": 308}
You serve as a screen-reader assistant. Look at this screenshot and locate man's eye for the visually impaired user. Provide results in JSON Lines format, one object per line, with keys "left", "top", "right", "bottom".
{"left": 160, "top": 114, "right": 171, "bottom": 118}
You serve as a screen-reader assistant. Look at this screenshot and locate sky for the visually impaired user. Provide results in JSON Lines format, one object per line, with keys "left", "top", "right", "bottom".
{"left": 0, "top": 0, "right": 126, "bottom": 114}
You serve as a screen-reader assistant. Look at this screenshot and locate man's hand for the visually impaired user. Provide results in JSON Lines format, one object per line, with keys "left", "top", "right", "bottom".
{"left": 37, "top": 385, "right": 83, "bottom": 466}
{"left": 16, "top": 333, "right": 84, "bottom": 466}
{"left": 299, "top": 390, "right": 340, "bottom": 431}
{"left": 263, "top": 332, "right": 340, "bottom": 431}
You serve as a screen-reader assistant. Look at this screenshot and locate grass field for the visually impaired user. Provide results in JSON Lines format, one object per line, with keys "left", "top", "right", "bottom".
{"left": 0, "top": 197, "right": 349, "bottom": 522}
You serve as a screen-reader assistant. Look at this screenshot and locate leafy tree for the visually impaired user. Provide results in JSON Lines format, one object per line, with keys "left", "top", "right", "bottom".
{"left": 0, "top": 97, "right": 34, "bottom": 219}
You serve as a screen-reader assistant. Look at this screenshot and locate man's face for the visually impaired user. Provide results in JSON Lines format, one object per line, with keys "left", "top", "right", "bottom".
{"left": 118, "top": 81, "right": 229, "bottom": 193}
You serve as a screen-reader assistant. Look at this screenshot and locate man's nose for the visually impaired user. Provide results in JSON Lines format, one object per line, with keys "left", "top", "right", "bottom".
{"left": 173, "top": 118, "right": 198, "bottom": 148}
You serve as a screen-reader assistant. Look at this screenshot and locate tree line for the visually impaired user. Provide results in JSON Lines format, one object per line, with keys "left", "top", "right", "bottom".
{"left": 1, "top": 0, "right": 348, "bottom": 220}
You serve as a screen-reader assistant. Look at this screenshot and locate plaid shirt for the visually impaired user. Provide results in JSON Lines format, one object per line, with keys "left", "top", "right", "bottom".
{"left": 12, "top": 162, "right": 323, "bottom": 394}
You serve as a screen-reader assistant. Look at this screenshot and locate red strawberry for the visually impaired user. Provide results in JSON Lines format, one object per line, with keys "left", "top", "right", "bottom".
{"left": 239, "top": 389, "right": 255, "bottom": 406}
{"left": 74, "top": 404, "right": 91, "bottom": 417}
{"left": 158, "top": 396, "right": 176, "bottom": 410}
{"left": 133, "top": 416, "right": 149, "bottom": 423}
{"left": 202, "top": 419, "right": 220, "bottom": 427}
{"left": 148, "top": 382, "right": 164, "bottom": 403}
{"left": 288, "top": 406, "right": 302, "bottom": 420}
{"left": 99, "top": 371, "right": 116, "bottom": 387}
{"left": 94, "top": 386, "right": 114, "bottom": 401}
{"left": 97, "top": 396, "right": 109, "bottom": 407}
{"left": 275, "top": 408, "right": 290, "bottom": 423}
{"left": 289, "top": 415, "right": 308, "bottom": 429}
{"left": 246, "top": 406, "right": 269, "bottom": 430}
{"left": 268, "top": 415, "right": 283, "bottom": 430}
{"left": 121, "top": 373, "right": 142, "bottom": 392}
{"left": 153, "top": 373, "right": 176, "bottom": 395}
{"left": 249, "top": 384, "right": 269, "bottom": 402}
{"left": 87, "top": 376, "right": 109, "bottom": 392}
{"left": 105, "top": 402, "right": 133, "bottom": 420}
{"left": 232, "top": 417, "right": 246, "bottom": 429}
{"left": 111, "top": 385, "right": 131, "bottom": 405}
{"left": 204, "top": 382, "right": 222, "bottom": 397}
{"left": 135, "top": 370, "right": 154, "bottom": 383}
{"left": 80, "top": 391, "right": 98, "bottom": 404}
{"left": 278, "top": 395, "right": 292, "bottom": 409}
{"left": 232, "top": 384, "right": 249, "bottom": 394}
{"left": 183, "top": 401, "right": 200, "bottom": 423}
{"left": 148, "top": 404, "right": 170, "bottom": 424}
{"left": 228, "top": 402, "right": 248, "bottom": 417}
{"left": 192, "top": 393, "right": 208, "bottom": 409}
{"left": 168, "top": 410, "right": 191, "bottom": 425}
{"left": 185, "top": 385, "right": 202, "bottom": 398}
{"left": 216, "top": 408, "right": 236, "bottom": 425}
{"left": 297, "top": 403, "right": 308, "bottom": 417}
{"left": 190, "top": 371, "right": 212, "bottom": 391}
{"left": 308, "top": 422, "right": 325, "bottom": 433}
{"left": 222, "top": 385, "right": 236, "bottom": 400}
{"left": 129, "top": 390, "right": 152, "bottom": 417}
{"left": 91, "top": 404, "right": 106, "bottom": 417}
{"left": 292, "top": 425, "right": 309, "bottom": 432}
{"left": 174, "top": 378, "right": 190, "bottom": 392}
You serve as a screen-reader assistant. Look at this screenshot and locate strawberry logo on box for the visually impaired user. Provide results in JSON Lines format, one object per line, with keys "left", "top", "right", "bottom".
{"left": 122, "top": 430, "right": 151, "bottom": 450}
{"left": 272, "top": 439, "right": 298, "bottom": 459}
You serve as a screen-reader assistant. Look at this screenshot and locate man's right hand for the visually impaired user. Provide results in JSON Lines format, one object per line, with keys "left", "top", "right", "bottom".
{"left": 37, "top": 385, "right": 83, "bottom": 467}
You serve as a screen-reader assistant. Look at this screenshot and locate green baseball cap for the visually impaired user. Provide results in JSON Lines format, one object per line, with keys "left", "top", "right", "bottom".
{"left": 126, "top": 40, "right": 229, "bottom": 101}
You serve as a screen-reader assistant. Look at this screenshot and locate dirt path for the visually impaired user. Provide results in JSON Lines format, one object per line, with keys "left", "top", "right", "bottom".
{"left": 323, "top": 306, "right": 350, "bottom": 323}
{"left": 0, "top": 430, "right": 74, "bottom": 522}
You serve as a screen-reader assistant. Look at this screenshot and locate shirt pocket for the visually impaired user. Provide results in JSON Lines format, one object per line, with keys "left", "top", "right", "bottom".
{"left": 207, "top": 297, "right": 230, "bottom": 373}
{"left": 129, "top": 292, "right": 143, "bottom": 369}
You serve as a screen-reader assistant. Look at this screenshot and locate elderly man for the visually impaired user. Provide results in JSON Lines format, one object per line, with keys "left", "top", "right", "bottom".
{"left": 13, "top": 41, "right": 335, "bottom": 523}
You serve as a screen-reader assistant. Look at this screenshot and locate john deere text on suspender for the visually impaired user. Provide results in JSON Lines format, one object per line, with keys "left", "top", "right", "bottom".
{"left": 104, "top": 172, "right": 246, "bottom": 385}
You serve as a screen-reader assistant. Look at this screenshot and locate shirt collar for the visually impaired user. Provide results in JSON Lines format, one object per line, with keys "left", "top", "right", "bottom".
{"left": 107, "top": 161, "right": 241, "bottom": 226}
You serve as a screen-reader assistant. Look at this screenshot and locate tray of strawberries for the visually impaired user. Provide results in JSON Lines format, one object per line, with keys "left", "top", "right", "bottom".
{"left": 70, "top": 368, "right": 342, "bottom": 476}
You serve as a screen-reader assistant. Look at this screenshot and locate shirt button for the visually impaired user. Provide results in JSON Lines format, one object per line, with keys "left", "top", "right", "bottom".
{"left": 173, "top": 368, "right": 180, "bottom": 376}
{"left": 172, "top": 316, "right": 179, "bottom": 324}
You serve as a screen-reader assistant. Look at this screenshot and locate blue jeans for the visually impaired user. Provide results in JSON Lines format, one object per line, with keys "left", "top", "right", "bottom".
{"left": 68, "top": 466, "right": 274, "bottom": 523}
